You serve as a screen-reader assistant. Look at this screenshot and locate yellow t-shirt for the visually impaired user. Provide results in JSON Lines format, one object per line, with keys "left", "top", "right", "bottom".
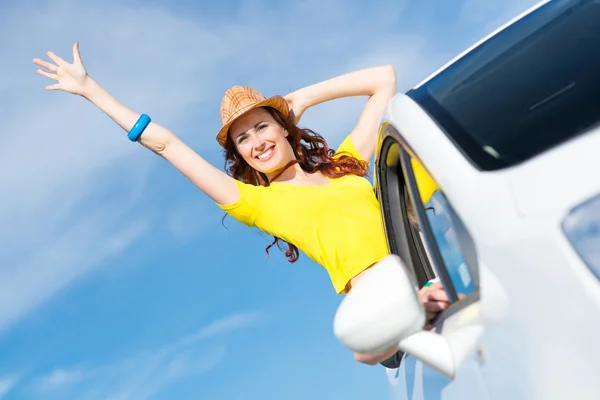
{"left": 218, "top": 136, "right": 390, "bottom": 294}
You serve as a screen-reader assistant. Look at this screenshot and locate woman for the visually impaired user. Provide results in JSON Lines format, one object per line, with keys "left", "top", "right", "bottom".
{"left": 33, "top": 43, "right": 449, "bottom": 365}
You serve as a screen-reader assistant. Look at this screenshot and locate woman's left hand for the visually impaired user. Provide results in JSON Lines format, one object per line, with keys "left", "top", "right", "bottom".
{"left": 418, "top": 282, "right": 450, "bottom": 330}
{"left": 283, "top": 92, "right": 306, "bottom": 124}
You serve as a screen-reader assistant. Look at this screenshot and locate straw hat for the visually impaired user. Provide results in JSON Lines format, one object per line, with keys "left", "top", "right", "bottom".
{"left": 216, "top": 85, "right": 290, "bottom": 147}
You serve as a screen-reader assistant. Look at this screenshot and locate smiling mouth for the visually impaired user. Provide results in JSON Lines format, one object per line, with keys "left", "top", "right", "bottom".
{"left": 256, "top": 147, "right": 275, "bottom": 161}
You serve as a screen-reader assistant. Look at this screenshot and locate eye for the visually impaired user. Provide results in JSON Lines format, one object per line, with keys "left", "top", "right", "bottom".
{"left": 257, "top": 123, "right": 268, "bottom": 131}
{"left": 237, "top": 135, "right": 248, "bottom": 144}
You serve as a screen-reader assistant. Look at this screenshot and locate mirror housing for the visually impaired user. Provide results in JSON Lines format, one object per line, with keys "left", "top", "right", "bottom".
{"left": 333, "top": 255, "right": 426, "bottom": 355}
{"left": 334, "top": 254, "right": 489, "bottom": 378}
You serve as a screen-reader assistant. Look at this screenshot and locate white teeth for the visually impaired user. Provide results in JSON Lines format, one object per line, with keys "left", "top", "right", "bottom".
{"left": 257, "top": 148, "right": 273, "bottom": 160}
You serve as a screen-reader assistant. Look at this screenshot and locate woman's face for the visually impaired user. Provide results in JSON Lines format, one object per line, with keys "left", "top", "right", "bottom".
{"left": 229, "top": 108, "right": 296, "bottom": 176}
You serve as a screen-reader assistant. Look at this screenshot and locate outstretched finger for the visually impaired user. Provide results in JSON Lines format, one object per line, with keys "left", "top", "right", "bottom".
{"left": 47, "top": 50, "right": 67, "bottom": 66}
{"left": 427, "top": 288, "right": 449, "bottom": 303}
{"left": 37, "top": 69, "right": 58, "bottom": 81}
{"left": 33, "top": 58, "right": 57, "bottom": 72}
{"left": 45, "top": 83, "right": 61, "bottom": 91}
{"left": 72, "top": 42, "right": 83, "bottom": 64}
{"left": 424, "top": 300, "right": 449, "bottom": 312}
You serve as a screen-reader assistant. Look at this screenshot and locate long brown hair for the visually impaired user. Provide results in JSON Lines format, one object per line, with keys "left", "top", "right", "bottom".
{"left": 223, "top": 107, "right": 369, "bottom": 262}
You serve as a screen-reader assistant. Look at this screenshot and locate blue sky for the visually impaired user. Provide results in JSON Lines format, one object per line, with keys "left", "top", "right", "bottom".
{"left": 0, "top": 0, "right": 538, "bottom": 398}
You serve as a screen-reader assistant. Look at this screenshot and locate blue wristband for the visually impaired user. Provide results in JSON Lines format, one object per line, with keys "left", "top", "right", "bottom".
{"left": 128, "top": 114, "right": 151, "bottom": 142}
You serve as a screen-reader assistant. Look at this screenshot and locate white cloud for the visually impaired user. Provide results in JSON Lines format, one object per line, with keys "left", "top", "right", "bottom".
{"left": 37, "top": 369, "right": 84, "bottom": 392}
{"left": 34, "top": 347, "right": 225, "bottom": 400}
{"left": 31, "top": 311, "right": 261, "bottom": 400}
{"left": 0, "top": 208, "right": 148, "bottom": 333}
{"left": 179, "top": 311, "right": 264, "bottom": 345}
{"left": 301, "top": 34, "right": 443, "bottom": 144}
{"left": 0, "top": 375, "right": 19, "bottom": 399}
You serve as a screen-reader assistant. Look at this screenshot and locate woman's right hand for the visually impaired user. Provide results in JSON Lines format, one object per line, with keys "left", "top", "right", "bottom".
{"left": 33, "top": 42, "right": 90, "bottom": 96}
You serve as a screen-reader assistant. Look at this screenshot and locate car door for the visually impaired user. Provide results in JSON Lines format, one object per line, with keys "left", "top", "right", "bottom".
{"left": 376, "top": 128, "right": 489, "bottom": 400}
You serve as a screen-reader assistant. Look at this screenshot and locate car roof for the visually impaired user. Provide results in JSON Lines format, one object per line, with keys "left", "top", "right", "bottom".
{"left": 411, "top": 0, "right": 552, "bottom": 91}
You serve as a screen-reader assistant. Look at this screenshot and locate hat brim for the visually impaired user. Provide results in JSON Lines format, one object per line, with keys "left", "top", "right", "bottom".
{"left": 216, "top": 95, "right": 290, "bottom": 148}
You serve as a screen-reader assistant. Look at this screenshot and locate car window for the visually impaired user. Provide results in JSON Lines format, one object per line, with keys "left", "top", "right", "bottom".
{"left": 410, "top": 0, "right": 600, "bottom": 171}
{"left": 375, "top": 136, "right": 437, "bottom": 288}
{"left": 423, "top": 191, "right": 476, "bottom": 298}
{"left": 408, "top": 157, "right": 478, "bottom": 300}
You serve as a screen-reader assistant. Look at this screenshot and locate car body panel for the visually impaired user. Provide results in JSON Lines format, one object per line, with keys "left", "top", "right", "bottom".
{"left": 381, "top": 94, "right": 600, "bottom": 400}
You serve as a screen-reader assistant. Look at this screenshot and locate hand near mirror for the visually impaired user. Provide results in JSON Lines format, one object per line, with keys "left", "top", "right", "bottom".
{"left": 418, "top": 282, "right": 450, "bottom": 330}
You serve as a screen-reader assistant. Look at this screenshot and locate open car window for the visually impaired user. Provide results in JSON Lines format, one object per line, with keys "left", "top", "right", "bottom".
{"left": 403, "top": 152, "right": 480, "bottom": 303}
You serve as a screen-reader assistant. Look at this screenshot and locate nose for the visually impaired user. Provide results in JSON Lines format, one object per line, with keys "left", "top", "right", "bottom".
{"left": 253, "top": 134, "right": 267, "bottom": 152}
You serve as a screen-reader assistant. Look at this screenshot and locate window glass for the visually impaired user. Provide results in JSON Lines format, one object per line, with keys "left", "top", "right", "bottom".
{"left": 410, "top": 0, "right": 600, "bottom": 171}
{"left": 412, "top": 158, "right": 476, "bottom": 298}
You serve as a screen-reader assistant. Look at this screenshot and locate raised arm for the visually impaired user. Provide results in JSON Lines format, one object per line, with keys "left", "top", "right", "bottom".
{"left": 285, "top": 65, "right": 397, "bottom": 161}
{"left": 33, "top": 43, "right": 239, "bottom": 206}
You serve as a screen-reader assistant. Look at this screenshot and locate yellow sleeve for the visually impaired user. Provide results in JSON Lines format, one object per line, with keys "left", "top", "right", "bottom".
{"left": 216, "top": 180, "right": 263, "bottom": 227}
{"left": 334, "top": 135, "right": 366, "bottom": 163}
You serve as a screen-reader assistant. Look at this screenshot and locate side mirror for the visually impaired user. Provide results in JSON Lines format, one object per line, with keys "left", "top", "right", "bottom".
{"left": 334, "top": 255, "right": 491, "bottom": 379}
{"left": 333, "top": 255, "right": 426, "bottom": 355}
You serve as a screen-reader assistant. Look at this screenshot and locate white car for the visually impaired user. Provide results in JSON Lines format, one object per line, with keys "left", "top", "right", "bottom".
{"left": 334, "top": 0, "right": 600, "bottom": 399}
